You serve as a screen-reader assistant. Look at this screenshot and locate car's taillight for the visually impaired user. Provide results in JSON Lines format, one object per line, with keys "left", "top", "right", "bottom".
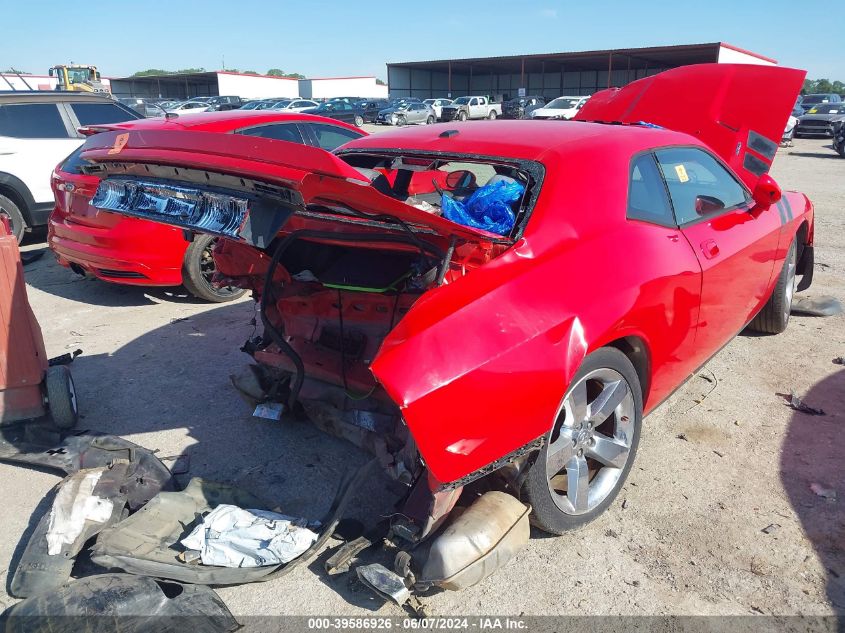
{"left": 91, "top": 179, "right": 250, "bottom": 239}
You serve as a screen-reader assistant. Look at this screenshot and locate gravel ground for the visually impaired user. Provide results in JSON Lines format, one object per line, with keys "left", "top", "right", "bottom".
{"left": 1, "top": 133, "right": 843, "bottom": 620}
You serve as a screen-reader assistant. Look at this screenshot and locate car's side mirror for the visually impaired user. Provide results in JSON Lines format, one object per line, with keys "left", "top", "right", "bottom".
{"left": 751, "top": 174, "right": 782, "bottom": 209}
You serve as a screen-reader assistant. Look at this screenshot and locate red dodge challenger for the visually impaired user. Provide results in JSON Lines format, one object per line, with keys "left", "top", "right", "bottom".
{"left": 48, "top": 111, "right": 366, "bottom": 301}
{"left": 76, "top": 65, "right": 812, "bottom": 546}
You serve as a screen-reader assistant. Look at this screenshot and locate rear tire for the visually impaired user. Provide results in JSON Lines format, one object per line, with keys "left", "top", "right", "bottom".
{"left": 353, "top": 115, "right": 364, "bottom": 128}
{"left": 521, "top": 348, "right": 642, "bottom": 534}
{"left": 488, "top": 110, "right": 497, "bottom": 120}
{"left": 0, "top": 194, "right": 26, "bottom": 243}
{"left": 45, "top": 365, "right": 78, "bottom": 430}
{"left": 426, "top": 116, "right": 435, "bottom": 125}
{"left": 182, "top": 234, "right": 246, "bottom": 303}
{"left": 748, "top": 238, "right": 796, "bottom": 334}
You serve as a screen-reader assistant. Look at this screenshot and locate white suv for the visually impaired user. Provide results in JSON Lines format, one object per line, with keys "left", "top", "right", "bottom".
{"left": 0, "top": 92, "right": 141, "bottom": 242}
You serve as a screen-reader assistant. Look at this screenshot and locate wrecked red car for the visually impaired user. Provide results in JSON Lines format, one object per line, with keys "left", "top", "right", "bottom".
{"left": 75, "top": 64, "right": 812, "bottom": 586}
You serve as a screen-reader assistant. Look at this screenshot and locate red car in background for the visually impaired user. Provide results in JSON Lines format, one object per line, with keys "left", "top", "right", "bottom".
{"left": 77, "top": 65, "right": 812, "bottom": 550}
{"left": 48, "top": 111, "right": 366, "bottom": 301}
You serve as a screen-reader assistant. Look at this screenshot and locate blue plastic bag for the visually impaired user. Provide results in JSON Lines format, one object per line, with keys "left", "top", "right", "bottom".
{"left": 441, "top": 179, "right": 524, "bottom": 235}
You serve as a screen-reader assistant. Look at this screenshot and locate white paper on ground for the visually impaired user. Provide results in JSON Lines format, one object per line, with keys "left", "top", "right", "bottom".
{"left": 46, "top": 470, "right": 114, "bottom": 555}
{"left": 180, "top": 504, "right": 318, "bottom": 567}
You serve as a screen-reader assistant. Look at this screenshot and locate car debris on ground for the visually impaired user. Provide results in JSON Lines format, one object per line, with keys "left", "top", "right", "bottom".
{"left": 4, "top": 574, "right": 238, "bottom": 633}
{"left": 785, "top": 391, "right": 826, "bottom": 416}
{"left": 180, "top": 504, "right": 319, "bottom": 567}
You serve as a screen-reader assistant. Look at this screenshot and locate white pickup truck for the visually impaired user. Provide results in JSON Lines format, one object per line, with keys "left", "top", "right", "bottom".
{"left": 439, "top": 96, "right": 502, "bottom": 121}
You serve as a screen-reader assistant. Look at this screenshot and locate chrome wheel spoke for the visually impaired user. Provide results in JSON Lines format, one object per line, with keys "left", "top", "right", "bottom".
{"left": 566, "top": 455, "right": 590, "bottom": 513}
{"left": 568, "top": 380, "right": 588, "bottom": 423}
{"left": 547, "top": 428, "right": 575, "bottom": 476}
{"left": 587, "top": 379, "right": 627, "bottom": 424}
{"left": 586, "top": 432, "right": 629, "bottom": 468}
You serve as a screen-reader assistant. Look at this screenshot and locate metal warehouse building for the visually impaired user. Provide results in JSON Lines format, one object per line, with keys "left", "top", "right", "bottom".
{"left": 109, "top": 71, "right": 388, "bottom": 101}
{"left": 109, "top": 71, "right": 300, "bottom": 100}
{"left": 386, "top": 42, "right": 776, "bottom": 100}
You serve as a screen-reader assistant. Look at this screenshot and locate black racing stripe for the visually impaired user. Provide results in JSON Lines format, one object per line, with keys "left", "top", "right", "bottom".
{"left": 747, "top": 130, "right": 778, "bottom": 160}
{"left": 743, "top": 152, "right": 770, "bottom": 177}
{"left": 775, "top": 201, "right": 787, "bottom": 225}
{"left": 782, "top": 195, "right": 794, "bottom": 221}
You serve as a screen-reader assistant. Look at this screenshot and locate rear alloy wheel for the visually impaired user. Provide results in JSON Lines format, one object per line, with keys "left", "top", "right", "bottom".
{"left": 488, "top": 110, "right": 497, "bottom": 120}
{"left": 522, "top": 348, "right": 642, "bottom": 534}
{"left": 354, "top": 115, "right": 364, "bottom": 128}
{"left": 182, "top": 234, "right": 246, "bottom": 303}
{"left": 426, "top": 115, "right": 435, "bottom": 125}
{"left": 748, "top": 238, "right": 796, "bottom": 334}
{"left": 0, "top": 194, "right": 26, "bottom": 243}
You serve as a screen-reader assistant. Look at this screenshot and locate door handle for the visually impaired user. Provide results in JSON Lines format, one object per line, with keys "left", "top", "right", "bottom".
{"left": 700, "top": 239, "right": 719, "bottom": 259}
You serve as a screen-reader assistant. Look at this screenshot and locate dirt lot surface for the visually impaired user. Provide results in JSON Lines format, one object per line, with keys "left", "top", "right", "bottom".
{"left": 1, "top": 132, "right": 843, "bottom": 620}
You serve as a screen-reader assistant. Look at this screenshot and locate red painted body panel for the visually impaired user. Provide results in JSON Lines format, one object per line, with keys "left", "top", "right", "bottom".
{"left": 49, "top": 112, "right": 366, "bottom": 287}
{"left": 575, "top": 64, "right": 806, "bottom": 190}
{"left": 80, "top": 65, "right": 815, "bottom": 486}
{"left": 0, "top": 218, "right": 48, "bottom": 422}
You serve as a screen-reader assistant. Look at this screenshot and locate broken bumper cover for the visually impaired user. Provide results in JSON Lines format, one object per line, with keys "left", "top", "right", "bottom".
{"left": 4, "top": 574, "right": 238, "bottom": 633}
{"left": 0, "top": 426, "right": 174, "bottom": 598}
{"left": 89, "top": 459, "right": 374, "bottom": 585}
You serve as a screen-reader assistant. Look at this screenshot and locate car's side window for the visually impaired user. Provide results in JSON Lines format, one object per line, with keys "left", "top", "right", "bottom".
{"left": 654, "top": 147, "right": 749, "bottom": 225}
{"left": 70, "top": 103, "right": 138, "bottom": 126}
{"left": 307, "top": 123, "right": 364, "bottom": 151}
{"left": 0, "top": 103, "right": 69, "bottom": 138}
{"left": 236, "top": 123, "right": 304, "bottom": 144}
{"left": 627, "top": 153, "right": 676, "bottom": 227}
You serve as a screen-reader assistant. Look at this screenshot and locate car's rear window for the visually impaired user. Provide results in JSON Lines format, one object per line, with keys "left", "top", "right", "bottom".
{"left": 59, "top": 145, "right": 89, "bottom": 175}
{"left": 70, "top": 102, "right": 140, "bottom": 126}
{"left": 0, "top": 103, "right": 69, "bottom": 138}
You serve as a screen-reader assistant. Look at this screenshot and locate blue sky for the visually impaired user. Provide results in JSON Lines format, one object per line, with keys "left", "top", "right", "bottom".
{"left": 2, "top": 0, "right": 842, "bottom": 81}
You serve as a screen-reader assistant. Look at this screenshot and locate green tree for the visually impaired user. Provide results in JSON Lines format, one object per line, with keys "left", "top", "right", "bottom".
{"left": 266, "top": 68, "right": 305, "bottom": 79}
{"left": 376, "top": 78, "right": 386, "bottom": 86}
{"left": 132, "top": 68, "right": 205, "bottom": 77}
{"left": 2, "top": 68, "right": 30, "bottom": 74}
{"left": 801, "top": 78, "right": 845, "bottom": 95}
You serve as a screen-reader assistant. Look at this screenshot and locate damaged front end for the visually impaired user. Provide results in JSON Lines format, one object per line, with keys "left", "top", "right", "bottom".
{"left": 79, "top": 130, "right": 555, "bottom": 597}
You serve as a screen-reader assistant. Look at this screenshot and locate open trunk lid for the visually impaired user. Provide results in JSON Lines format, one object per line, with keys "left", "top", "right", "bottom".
{"left": 80, "top": 129, "right": 506, "bottom": 247}
{"left": 574, "top": 63, "right": 806, "bottom": 189}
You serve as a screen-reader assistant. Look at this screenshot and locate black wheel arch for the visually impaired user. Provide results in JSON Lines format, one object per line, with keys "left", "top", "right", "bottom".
{"left": 0, "top": 172, "right": 35, "bottom": 224}
{"left": 604, "top": 336, "right": 651, "bottom": 404}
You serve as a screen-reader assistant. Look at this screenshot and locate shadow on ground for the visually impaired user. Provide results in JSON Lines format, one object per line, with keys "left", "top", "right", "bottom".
{"left": 780, "top": 368, "right": 845, "bottom": 624}
{"left": 20, "top": 244, "right": 208, "bottom": 307}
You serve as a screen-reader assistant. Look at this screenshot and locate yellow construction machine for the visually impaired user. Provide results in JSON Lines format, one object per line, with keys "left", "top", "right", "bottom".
{"left": 48, "top": 64, "right": 110, "bottom": 94}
